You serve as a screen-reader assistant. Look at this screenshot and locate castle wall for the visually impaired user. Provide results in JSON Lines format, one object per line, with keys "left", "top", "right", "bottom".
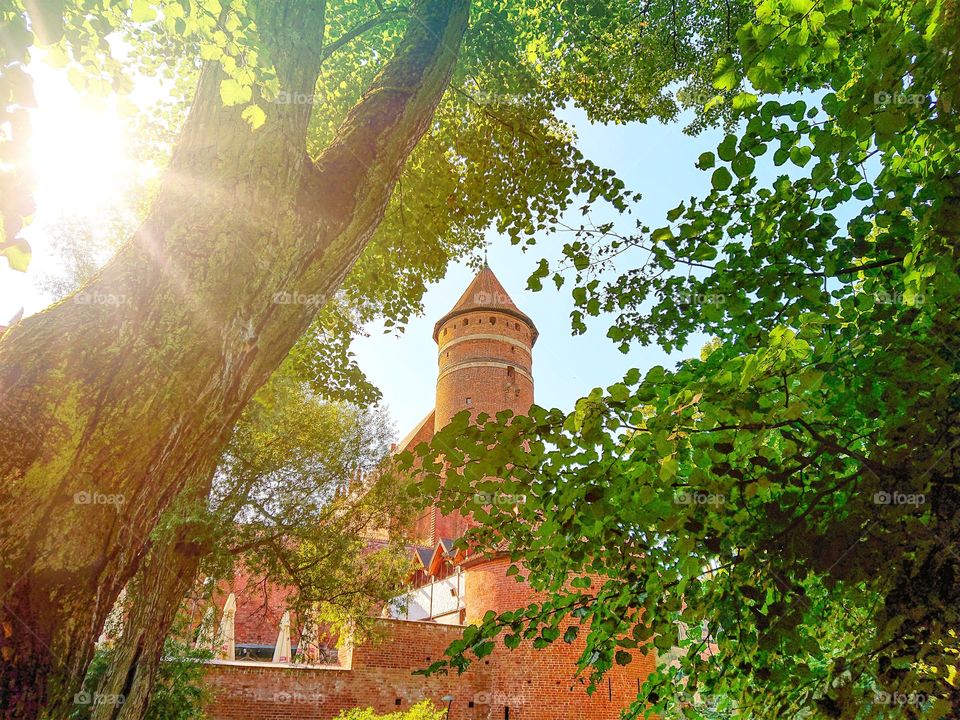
{"left": 202, "top": 618, "right": 655, "bottom": 720}
{"left": 202, "top": 268, "right": 657, "bottom": 720}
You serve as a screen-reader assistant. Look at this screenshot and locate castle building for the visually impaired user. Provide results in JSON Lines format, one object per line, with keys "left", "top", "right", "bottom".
{"left": 203, "top": 266, "right": 655, "bottom": 719}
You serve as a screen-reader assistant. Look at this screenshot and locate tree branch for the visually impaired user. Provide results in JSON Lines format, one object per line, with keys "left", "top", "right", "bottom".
{"left": 321, "top": 7, "right": 411, "bottom": 60}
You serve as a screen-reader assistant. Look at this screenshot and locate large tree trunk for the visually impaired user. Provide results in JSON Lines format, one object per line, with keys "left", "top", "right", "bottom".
{"left": 0, "top": 1, "right": 469, "bottom": 716}
{"left": 90, "top": 530, "right": 206, "bottom": 720}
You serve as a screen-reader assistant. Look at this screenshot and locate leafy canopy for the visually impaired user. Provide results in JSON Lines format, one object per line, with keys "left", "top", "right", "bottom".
{"left": 405, "top": 0, "right": 960, "bottom": 718}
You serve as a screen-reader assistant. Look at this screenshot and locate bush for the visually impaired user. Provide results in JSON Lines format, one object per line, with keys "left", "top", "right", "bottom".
{"left": 335, "top": 700, "right": 447, "bottom": 720}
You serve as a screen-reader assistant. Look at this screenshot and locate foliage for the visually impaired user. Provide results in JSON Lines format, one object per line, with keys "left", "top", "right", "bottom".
{"left": 72, "top": 637, "right": 210, "bottom": 720}
{"left": 405, "top": 1, "right": 960, "bottom": 719}
{"left": 154, "top": 363, "right": 416, "bottom": 643}
{"left": 334, "top": 700, "right": 447, "bottom": 720}
{"left": 0, "top": 0, "right": 765, "bottom": 714}
{"left": 1, "top": 0, "right": 752, "bottom": 282}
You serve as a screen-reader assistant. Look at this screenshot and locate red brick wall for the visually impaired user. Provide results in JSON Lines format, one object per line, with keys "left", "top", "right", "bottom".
{"left": 462, "top": 556, "right": 544, "bottom": 626}
{"left": 204, "top": 621, "right": 484, "bottom": 720}
{"left": 204, "top": 616, "right": 654, "bottom": 720}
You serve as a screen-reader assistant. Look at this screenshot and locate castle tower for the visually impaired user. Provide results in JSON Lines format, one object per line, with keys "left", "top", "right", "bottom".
{"left": 415, "top": 263, "right": 538, "bottom": 545}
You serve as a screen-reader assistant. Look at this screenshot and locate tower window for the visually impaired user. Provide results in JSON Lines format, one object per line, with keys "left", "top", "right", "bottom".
{"left": 506, "top": 366, "right": 515, "bottom": 379}
{"left": 443, "top": 328, "right": 447, "bottom": 336}
{"left": 490, "top": 316, "right": 496, "bottom": 325}
{"left": 465, "top": 397, "right": 472, "bottom": 406}
{"left": 515, "top": 322, "right": 520, "bottom": 329}
{"left": 511, "top": 346, "right": 515, "bottom": 353}
{"left": 463, "top": 319, "right": 469, "bottom": 326}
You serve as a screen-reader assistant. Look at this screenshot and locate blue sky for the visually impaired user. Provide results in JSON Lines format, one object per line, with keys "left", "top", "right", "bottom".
{"left": 353, "top": 106, "right": 722, "bottom": 435}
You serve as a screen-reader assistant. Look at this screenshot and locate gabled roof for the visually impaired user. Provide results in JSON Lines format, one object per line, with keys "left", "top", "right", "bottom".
{"left": 428, "top": 538, "right": 459, "bottom": 575}
{"left": 432, "top": 264, "right": 538, "bottom": 344}
{"left": 413, "top": 546, "right": 434, "bottom": 569}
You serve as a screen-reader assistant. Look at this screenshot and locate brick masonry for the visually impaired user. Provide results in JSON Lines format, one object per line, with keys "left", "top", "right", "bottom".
{"left": 203, "top": 617, "right": 655, "bottom": 720}
{"left": 203, "top": 267, "right": 657, "bottom": 719}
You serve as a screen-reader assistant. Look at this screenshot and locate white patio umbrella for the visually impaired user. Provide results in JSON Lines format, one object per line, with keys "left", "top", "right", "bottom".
{"left": 215, "top": 593, "right": 237, "bottom": 661}
{"left": 272, "top": 610, "right": 292, "bottom": 663}
{"left": 194, "top": 606, "right": 215, "bottom": 652}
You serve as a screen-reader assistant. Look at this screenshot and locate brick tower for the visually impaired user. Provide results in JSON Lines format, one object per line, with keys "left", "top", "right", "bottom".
{"left": 413, "top": 263, "right": 538, "bottom": 545}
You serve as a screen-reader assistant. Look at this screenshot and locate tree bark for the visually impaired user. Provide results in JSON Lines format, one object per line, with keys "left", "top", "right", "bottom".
{"left": 90, "top": 531, "right": 206, "bottom": 720}
{"left": 0, "top": 0, "right": 469, "bottom": 716}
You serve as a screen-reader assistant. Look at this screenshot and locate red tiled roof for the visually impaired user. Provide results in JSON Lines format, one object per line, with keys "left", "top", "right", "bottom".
{"left": 432, "top": 264, "right": 538, "bottom": 343}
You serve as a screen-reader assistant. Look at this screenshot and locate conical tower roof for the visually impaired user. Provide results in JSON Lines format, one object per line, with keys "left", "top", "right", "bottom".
{"left": 433, "top": 263, "right": 538, "bottom": 344}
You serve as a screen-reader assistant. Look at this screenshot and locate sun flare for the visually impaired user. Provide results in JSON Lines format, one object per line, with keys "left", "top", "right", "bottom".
{"left": 28, "top": 67, "right": 134, "bottom": 218}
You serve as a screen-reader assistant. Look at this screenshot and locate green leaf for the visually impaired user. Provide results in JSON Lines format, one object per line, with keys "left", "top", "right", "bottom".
{"left": 608, "top": 383, "right": 630, "bottom": 402}
{"left": 789, "top": 145, "right": 812, "bottom": 167}
{"left": 732, "top": 154, "right": 756, "bottom": 178}
{"left": 712, "top": 56, "right": 738, "bottom": 91}
{"left": 651, "top": 227, "right": 673, "bottom": 243}
{"left": 0, "top": 239, "right": 32, "bottom": 272}
{"left": 219, "top": 78, "right": 251, "bottom": 106}
{"left": 732, "top": 92, "right": 759, "bottom": 113}
{"left": 659, "top": 456, "right": 679, "bottom": 481}
{"left": 711, "top": 167, "right": 733, "bottom": 190}
{"left": 131, "top": 0, "right": 157, "bottom": 22}
{"left": 241, "top": 104, "right": 266, "bottom": 130}
{"left": 718, "top": 135, "right": 738, "bottom": 161}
